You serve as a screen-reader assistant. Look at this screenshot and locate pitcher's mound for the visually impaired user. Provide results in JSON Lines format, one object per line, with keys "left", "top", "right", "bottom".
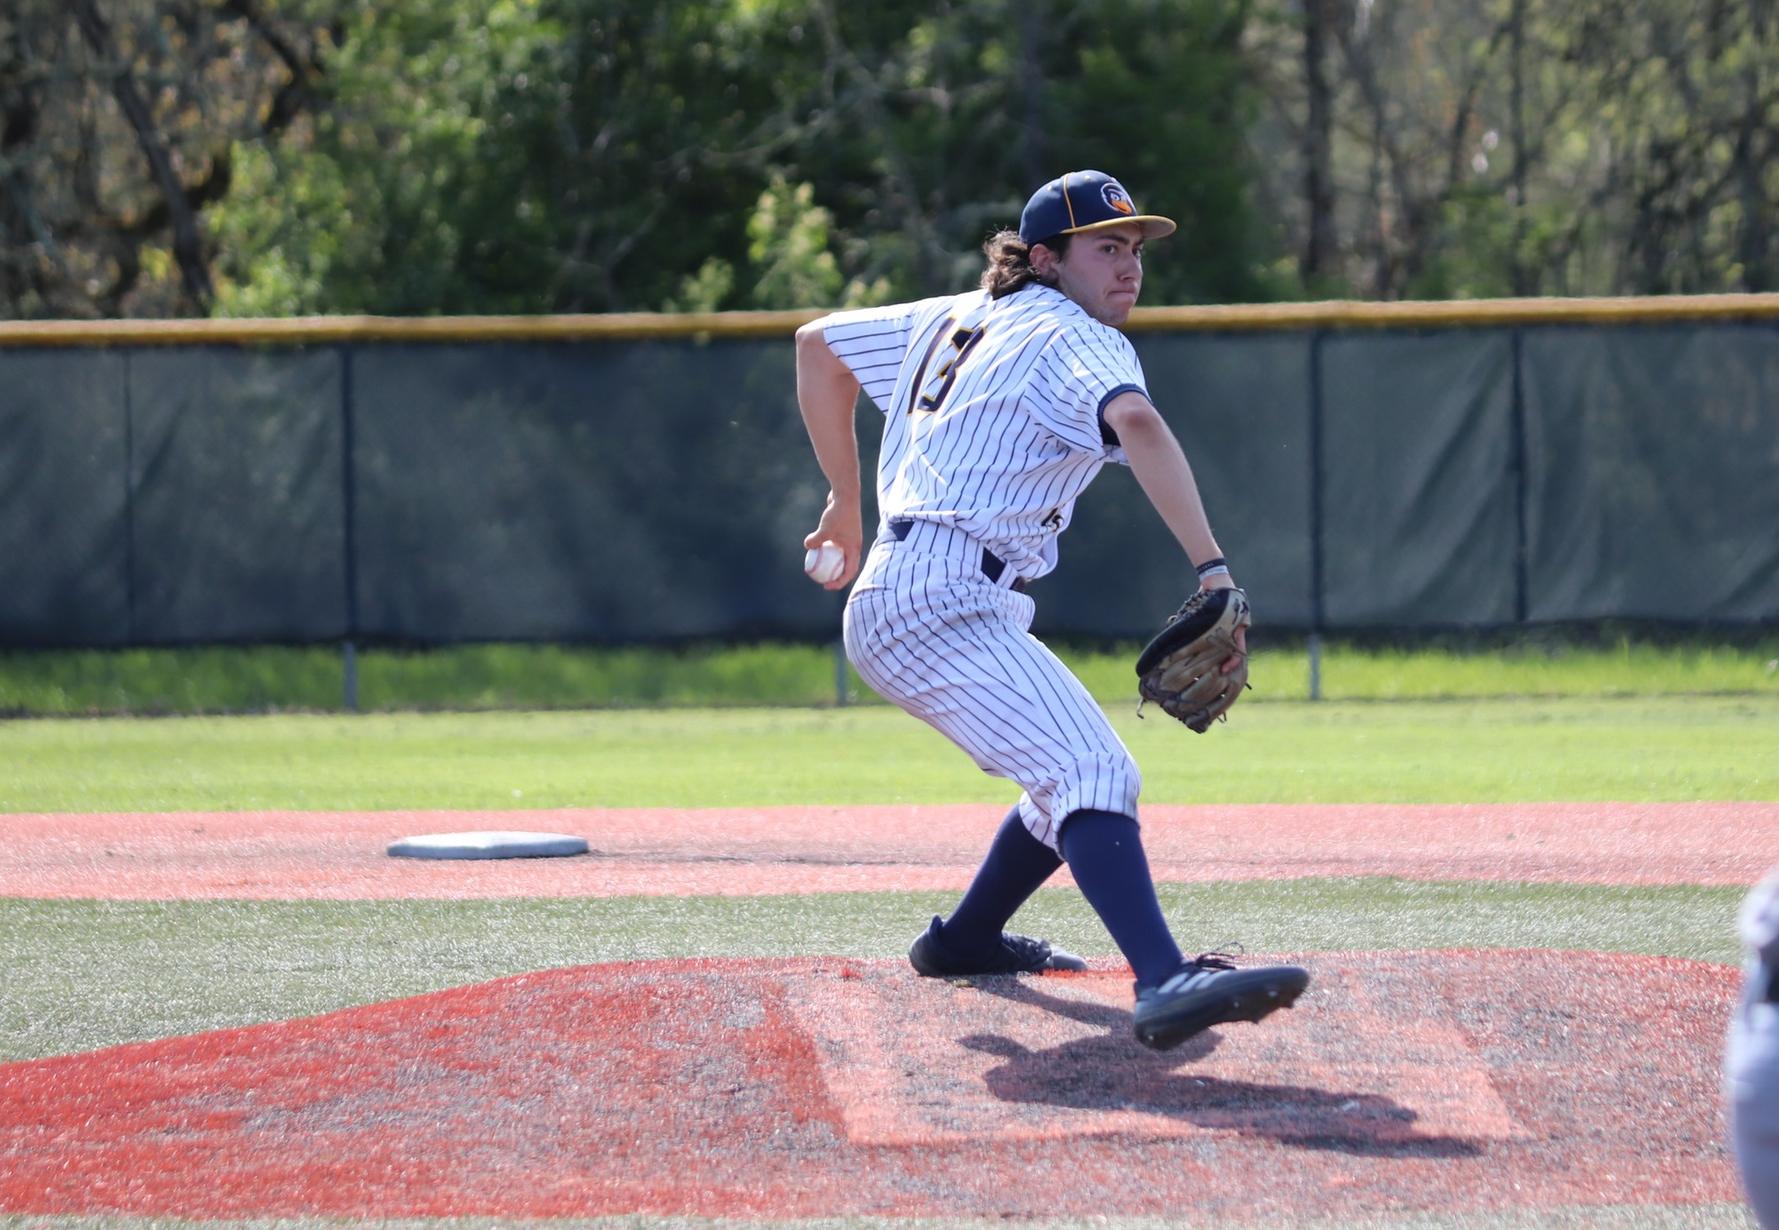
{"left": 0, "top": 950, "right": 1740, "bottom": 1221}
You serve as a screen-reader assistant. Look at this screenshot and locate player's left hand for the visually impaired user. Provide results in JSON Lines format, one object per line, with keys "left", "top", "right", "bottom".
{"left": 1224, "top": 624, "right": 1248, "bottom": 674}
{"left": 1194, "top": 573, "right": 1246, "bottom": 672}
{"left": 1134, "top": 586, "right": 1252, "bottom": 732}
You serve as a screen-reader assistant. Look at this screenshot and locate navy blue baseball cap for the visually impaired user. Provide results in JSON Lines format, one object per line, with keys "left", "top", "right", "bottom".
{"left": 1018, "top": 170, "right": 1177, "bottom": 246}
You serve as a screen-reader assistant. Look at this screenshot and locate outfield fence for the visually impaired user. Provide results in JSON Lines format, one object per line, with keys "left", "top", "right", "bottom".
{"left": 4, "top": 296, "right": 1777, "bottom": 669}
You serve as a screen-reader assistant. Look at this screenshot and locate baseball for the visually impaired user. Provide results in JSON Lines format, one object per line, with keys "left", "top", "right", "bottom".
{"left": 804, "top": 541, "right": 845, "bottom": 584}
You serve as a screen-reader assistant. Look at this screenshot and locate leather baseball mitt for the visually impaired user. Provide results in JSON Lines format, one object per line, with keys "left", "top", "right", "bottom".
{"left": 1134, "top": 587, "right": 1251, "bottom": 733}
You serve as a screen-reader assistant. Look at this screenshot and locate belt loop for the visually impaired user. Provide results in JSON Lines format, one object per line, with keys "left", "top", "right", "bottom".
{"left": 982, "top": 550, "right": 1028, "bottom": 594}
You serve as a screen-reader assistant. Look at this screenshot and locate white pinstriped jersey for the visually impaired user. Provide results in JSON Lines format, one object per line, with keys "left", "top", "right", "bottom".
{"left": 822, "top": 284, "right": 1147, "bottom": 582}
{"left": 820, "top": 281, "right": 1148, "bottom": 848}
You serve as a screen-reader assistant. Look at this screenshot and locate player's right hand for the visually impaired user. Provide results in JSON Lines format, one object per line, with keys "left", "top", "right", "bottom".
{"left": 804, "top": 490, "right": 863, "bottom": 590}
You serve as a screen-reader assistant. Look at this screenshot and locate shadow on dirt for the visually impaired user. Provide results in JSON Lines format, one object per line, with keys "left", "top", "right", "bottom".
{"left": 958, "top": 976, "right": 1485, "bottom": 1158}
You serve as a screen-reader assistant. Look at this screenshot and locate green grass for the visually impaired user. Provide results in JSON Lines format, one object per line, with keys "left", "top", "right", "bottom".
{"left": 3, "top": 634, "right": 1776, "bottom": 715}
{"left": 0, "top": 880, "right": 1743, "bottom": 1063}
{"left": 3, "top": 697, "right": 1775, "bottom": 812}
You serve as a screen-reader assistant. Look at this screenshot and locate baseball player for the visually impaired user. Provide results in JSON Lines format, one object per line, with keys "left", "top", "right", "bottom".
{"left": 794, "top": 169, "right": 1309, "bottom": 1050}
{"left": 1728, "top": 862, "right": 1779, "bottom": 1227}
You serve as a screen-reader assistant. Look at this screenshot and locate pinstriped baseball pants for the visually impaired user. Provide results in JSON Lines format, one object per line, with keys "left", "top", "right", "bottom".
{"left": 844, "top": 521, "right": 1142, "bottom": 851}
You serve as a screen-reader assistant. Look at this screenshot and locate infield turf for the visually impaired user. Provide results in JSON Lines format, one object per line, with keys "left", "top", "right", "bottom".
{"left": 3, "top": 696, "right": 1777, "bottom": 812}
{"left": 0, "top": 880, "right": 1746, "bottom": 1064}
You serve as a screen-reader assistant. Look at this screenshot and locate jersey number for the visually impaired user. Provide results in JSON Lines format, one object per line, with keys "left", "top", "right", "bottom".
{"left": 909, "top": 318, "right": 986, "bottom": 414}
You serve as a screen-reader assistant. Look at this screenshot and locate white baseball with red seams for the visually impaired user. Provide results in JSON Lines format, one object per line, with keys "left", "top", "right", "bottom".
{"left": 804, "top": 541, "right": 846, "bottom": 584}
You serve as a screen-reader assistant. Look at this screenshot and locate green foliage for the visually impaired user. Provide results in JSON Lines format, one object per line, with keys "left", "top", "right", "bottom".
{"left": 211, "top": 0, "right": 1281, "bottom": 315}
{"left": 666, "top": 258, "right": 738, "bottom": 314}
{"left": 11, "top": 0, "right": 1779, "bottom": 317}
{"left": 795, "top": 0, "right": 1277, "bottom": 304}
{"left": 214, "top": 0, "right": 564, "bottom": 316}
{"left": 745, "top": 176, "right": 843, "bottom": 308}
{"left": 1044, "top": 0, "right": 1272, "bottom": 304}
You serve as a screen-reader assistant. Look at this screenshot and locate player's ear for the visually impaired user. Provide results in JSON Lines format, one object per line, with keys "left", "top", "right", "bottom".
{"left": 1029, "top": 241, "right": 1060, "bottom": 282}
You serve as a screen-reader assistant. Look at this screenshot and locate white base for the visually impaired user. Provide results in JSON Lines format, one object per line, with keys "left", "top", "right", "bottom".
{"left": 387, "top": 831, "right": 590, "bottom": 860}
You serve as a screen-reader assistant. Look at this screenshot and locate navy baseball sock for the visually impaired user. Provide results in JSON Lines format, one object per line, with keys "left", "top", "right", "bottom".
{"left": 1058, "top": 808, "right": 1184, "bottom": 989}
{"left": 940, "top": 806, "right": 1063, "bottom": 959}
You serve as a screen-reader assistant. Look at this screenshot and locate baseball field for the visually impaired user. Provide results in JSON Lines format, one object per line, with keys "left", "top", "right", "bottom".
{"left": 3, "top": 661, "right": 1777, "bottom": 1228}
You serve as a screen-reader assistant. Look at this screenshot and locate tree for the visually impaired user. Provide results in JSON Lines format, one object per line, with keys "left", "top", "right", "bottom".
{"left": 1244, "top": 0, "right": 1779, "bottom": 299}
{"left": 211, "top": 0, "right": 567, "bottom": 316}
{"left": 0, "top": 0, "right": 328, "bottom": 318}
{"left": 214, "top": 0, "right": 1281, "bottom": 315}
{"left": 1297, "top": 0, "right": 1340, "bottom": 287}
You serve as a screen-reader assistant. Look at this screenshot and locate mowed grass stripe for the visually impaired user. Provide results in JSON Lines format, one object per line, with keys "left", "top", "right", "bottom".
{"left": 4, "top": 697, "right": 1777, "bottom": 812}
{"left": 0, "top": 881, "right": 1742, "bottom": 1064}
{"left": 5, "top": 636, "right": 1777, "bottom": 714}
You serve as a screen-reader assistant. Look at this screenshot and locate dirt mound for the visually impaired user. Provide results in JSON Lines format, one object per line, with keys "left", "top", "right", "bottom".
{"left": 0, "top": 950, "right": 1741, "bottom": 1221}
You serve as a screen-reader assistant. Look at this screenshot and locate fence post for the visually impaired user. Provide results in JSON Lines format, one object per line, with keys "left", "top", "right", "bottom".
{"left": 1510, "top": 327, "right": 1530, "bottom": 624}
{"left": 122, "top": 349, "right": 139, "bottom": 644}
{"left": 1307, "top": 329, "right": 1327, "bottom": 701}
{"left": 340, "top": 344, "right": 360, "bottom": 713}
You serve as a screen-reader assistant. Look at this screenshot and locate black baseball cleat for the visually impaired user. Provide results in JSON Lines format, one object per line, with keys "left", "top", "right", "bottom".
{"left": 1132, "top": 952, "right": 1310, "bottom": 1051}
{"left": 908, "top": 915, "right": 1089, "bottom": 977}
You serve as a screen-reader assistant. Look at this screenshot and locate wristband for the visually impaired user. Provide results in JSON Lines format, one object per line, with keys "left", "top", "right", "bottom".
{"left": 1195, "top": 557, "right": 1229, "bottom": 579}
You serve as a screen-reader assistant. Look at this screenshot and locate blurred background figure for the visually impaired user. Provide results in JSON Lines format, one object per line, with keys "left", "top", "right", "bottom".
{"left": 1729, "top": 862, "right": 1779, "bottom": 1229}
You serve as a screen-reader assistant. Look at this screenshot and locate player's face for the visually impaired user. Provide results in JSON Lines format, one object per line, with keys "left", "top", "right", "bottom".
{"left": 1048, "top": 223, "right": 1145, "bottom": 326}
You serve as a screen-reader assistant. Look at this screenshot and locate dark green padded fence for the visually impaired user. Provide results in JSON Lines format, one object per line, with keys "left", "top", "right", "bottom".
{"left": 3, "top": 301, "right": 1776, "bottom": 648}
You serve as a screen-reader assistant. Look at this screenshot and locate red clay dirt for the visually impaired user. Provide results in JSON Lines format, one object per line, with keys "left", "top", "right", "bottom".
{"left": 0, "top": 951, "right": 1742, "bottom": 1221}
{"left": 3, "top": 800, "right": 1773, "bottom": 899}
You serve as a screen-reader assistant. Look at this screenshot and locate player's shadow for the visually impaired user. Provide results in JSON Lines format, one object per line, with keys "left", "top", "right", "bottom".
{"left": 955, "top": 976, "right": 1483, "bottom": 1158}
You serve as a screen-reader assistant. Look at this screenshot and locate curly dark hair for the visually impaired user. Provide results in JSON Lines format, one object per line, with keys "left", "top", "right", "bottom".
{"left": 979, "top": 229, "right": 1072, "bottom": 298}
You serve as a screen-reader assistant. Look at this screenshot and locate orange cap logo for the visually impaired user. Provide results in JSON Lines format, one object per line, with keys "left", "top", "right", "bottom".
{"left": 1102, "top": 182, "right": 1136, "bottom": 216}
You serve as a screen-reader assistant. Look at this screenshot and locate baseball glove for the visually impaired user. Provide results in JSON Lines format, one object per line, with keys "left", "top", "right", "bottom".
{"left": 1134, "top": 586, "right": 1251, "bottom": 733}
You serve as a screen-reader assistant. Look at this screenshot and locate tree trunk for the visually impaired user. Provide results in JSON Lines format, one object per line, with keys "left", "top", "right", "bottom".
{"left": 69, "top": 0, "right": 215, "bottom": 312}
{"left": 1300, "top": 0, "right": 1338, "bottom": 285}
{"left": 1733, "top": 2, "right": 1773, "bottom": 290}
{"left": 1509, "top": 0, "right": 1532, "bottom": 296}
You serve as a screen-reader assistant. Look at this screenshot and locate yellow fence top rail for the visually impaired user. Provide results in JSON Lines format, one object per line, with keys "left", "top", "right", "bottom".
{"left": 3, "top": 293, "right": 1779, "bottom": 346}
